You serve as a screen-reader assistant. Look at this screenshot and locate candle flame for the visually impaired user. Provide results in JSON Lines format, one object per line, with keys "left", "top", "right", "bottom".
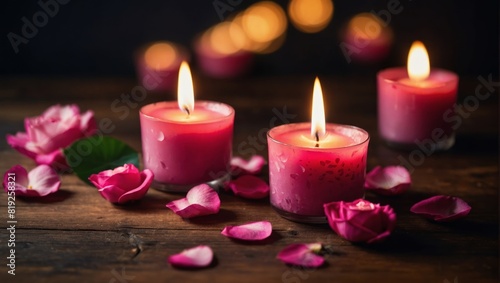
{"left": 311, "top": 77, "right": 326, "bottom": 140}
{"left": 407, "top": 41, "right": 430, "bottom": 81}
{"left": 178, "top": 61, "right": 194, "bottom": 114}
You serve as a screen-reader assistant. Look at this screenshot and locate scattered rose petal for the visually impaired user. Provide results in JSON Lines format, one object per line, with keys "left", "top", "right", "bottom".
{"left": 277, "top": 243, "right": 324, "bottom": 268}
{"left": 221, "top": 221, "right": 272, "bottom": 241}
{"left": 168, "top": 245, "right": 213, "bottom": 268}
{"left": 225, "top": 175, "right": 269, "bottom": 199}
{"left": 166, "top": 184, "right": 220, "bottom": 218}
{"left": 6, "top": 104, "right": 96, "bottom": 169}
{"left": 88, "top": 164, "right": 153, "bottom": 204}
{"left": 230, "top": 155, "right": 266, "bottom": 176}
{"left": 410, "top": 195, "right": 471, "bottom": 222}
{"left": 364, "top": 166, "right": 411, "bottom": 195}
{"left": 3, "top": 164, "right": 60, "bottom": 197}
{"left": 324, "top": 199, "right": 396, "bottom": 243}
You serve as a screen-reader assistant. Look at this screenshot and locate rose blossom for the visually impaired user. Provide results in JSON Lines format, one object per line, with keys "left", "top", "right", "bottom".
{"left": 6, "top": 104, "right": 96, "bottom": 169}
{"left": 88, "top": 164, "right": 153, "bottom": 204}
{"left": 323, "top": 199, "right": 396, "bottom": 243}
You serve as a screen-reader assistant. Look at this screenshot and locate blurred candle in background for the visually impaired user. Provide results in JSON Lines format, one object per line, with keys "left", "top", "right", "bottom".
{"left": 341, "top": 13, "right": 393, "bottom": 63}
{"left": 195, "top": 1, "right": 287, "bottom": 78}
{"left": 135, "top": 41, "right": 188, "bottom": 92}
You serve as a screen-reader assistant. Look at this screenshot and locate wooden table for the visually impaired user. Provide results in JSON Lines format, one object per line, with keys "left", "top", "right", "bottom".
{"left": 0, "top": 75, "right": 498, "bottom": 283}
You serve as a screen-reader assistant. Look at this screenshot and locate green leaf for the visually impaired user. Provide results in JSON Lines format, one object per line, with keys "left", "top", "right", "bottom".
{"left": 63, "top": 136, "right": 139, "bottom": 184}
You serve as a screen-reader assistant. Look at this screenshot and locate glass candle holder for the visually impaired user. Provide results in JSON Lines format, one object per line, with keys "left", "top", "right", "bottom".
{"left": 267, "top": 123, "right": 370, "bottom": 223}
{"left": 140, "top": 101, "right": 234, "bottom": 192}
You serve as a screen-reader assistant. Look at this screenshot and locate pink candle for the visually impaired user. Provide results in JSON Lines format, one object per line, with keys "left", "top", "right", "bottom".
{"left": 135, "top": 41, "right": 188, "bottom": 92}
{"left": 378, "top": 41, "right": 458, "bottom": 150}
{"left": 267, "top": 78, "right": 369, "bottom": 223}
{"left": 139, "top": 62, "right": 234, "bottom": 192}
{"left": 194, "top": 23, "right": 253, "bottom": 79}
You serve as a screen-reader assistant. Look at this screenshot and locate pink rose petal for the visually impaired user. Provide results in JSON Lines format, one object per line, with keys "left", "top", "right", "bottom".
{"left": 230, "top": 155, "right": 266, "bottom": 176}
{"left": 166, "top": 184, "right": 220, "bottom": 218}
{"left": 3, "top": 165, "right": 60, "bottom": 197}
{"left": 410, "top": 195, "right": 471, "bottom": 222}
{"left": 364, "top": 166, "right": 411, "bottom": 196}
{"left": 277, "top": 243, "right": 324, "bottom": 268}
{"left": 221, "top": 221, "right": 272, "bottom": 241}
{"left": 168, "top": 245, "right": 213, "bottom": 268}
{"left": 226, "top": 175, "right": 269, "bottom": 199}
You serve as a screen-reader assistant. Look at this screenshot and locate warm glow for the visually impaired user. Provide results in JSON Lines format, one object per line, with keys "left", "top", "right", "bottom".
{"left": 241, "top": 2, "right": 287, "bottom": 44}
{"left": 407, "top": 41, "right": 430, "bottom": 81}
{"left": 347, "top": 13, "right": 383, "bottom": 40}
{"left": 209, "top": 22, "right": 243, "bottom": 55}
{"left": 311, "top": 77, "right": 326, "bottom": 139}
{"left": 289, "top": 0, "right": 334, "bottom": 33}
{"left": 177, "top": 61, "right": 194, "bottom": 115}
{"left": 144, "top": 42, "right": 178, "bottom": 70}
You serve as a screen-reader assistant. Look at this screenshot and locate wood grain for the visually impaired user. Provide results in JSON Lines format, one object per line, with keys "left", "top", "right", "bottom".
{"left": 0, "top": 75, "right": 497, "bottom": 283}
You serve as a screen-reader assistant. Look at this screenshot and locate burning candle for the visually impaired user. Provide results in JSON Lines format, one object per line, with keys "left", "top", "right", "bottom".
{"left": 377, "top": 41, "right": 458, "bottom": 150}
{"left": 267, "top": 78, "right": 369, "bottom": 223}
{"left": 139, "top": 62, "right": 234, "bottom": 192}
{"left": 135, "top": 41, "right": 189, "bottom": 92}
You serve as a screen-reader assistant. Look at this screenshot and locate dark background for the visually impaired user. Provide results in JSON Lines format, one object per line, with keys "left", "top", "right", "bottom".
{"left": 1, "top": 0, "right": 498, "bottom": 78}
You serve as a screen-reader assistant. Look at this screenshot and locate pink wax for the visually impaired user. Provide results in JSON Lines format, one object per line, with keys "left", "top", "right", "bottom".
{"left": 140, "top": 101, "right": 234, "bottom": 188}
{"left": 267, "top": 123, "right": 369, "bottom": 221}
{"left": 377, "top": 68, "right": 458, "bottom": 148}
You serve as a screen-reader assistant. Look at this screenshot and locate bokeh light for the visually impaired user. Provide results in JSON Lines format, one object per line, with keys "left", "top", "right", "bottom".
{"left": 242, "top": 1, "right": 287, "bottom": 44}
{"left": 144, "top": 42, "right": 178, "bottom": 70}
{"left": 288, "top": 0, "right": 334, "bottom": 33}
{"left": 347, "top": 13, "right": 384, "bottom": 40}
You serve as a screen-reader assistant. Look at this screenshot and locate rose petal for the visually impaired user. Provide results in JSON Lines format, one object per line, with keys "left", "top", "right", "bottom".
{"left": 230, "top": 155, "right": 266, "bottom": 176}
{"left": 168, "top": 245, "right": 213, "bottom": 268}
{"left": 27, "top": 165, "right": 61, "bottom": 196}
{"left": 364, "top": 166, "right": 411, "bottom": 196}
{"left": 410, "top": 195, "right": 471, "bottom": 222}
{"left": 277, "top": 243, "right": 324, "bottom": 268}
{"left": 166, "top": 184, "right": 220, "bottom": 218}
{"left": 3, "top": 165, "right": 60, "bottom": 197}
{"left": 221, "top": 221, "right": 272, "bottom": 241}
{"left": 3, "top": 165, "right": 29, "bottom": 192}
{"left": 226, "top": 175, "right": 269, "bottom": 199}
{"left": 118, "top": 169, "right": 154, "bottom": 203}
{"left": 6, "top": 133, "right": 38, "bottom": 160}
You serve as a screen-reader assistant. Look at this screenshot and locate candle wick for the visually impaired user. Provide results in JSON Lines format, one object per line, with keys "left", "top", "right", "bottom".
{"left": 315, "top": 132, "right": 320, "bottom": 148}
{"left": 184, "top": 107, "right": 190, "bottom": 116}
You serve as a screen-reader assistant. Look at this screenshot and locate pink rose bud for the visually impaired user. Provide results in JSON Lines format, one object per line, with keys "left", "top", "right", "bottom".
{"left": 6, "top": 104, "right": 96, "bottom": 170}
{"left": 324, "top": 199, "right": 396, "bottom": 244}
{"left": 88, "top": 164, "right": 153, "bottom": 204}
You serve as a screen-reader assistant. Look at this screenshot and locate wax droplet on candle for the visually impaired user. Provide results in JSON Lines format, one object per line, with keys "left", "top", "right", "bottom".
{"left": 290, "top": 173, "right": 299, "bottom": 180}
{"left": 279, "top": 154, "right": 288, "bottom": 163}
{"left": 157, "top": 131, "right": 165, "bottom": 141}
{"left": 300, "top": 165, "right": 306, "bottom": 173}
